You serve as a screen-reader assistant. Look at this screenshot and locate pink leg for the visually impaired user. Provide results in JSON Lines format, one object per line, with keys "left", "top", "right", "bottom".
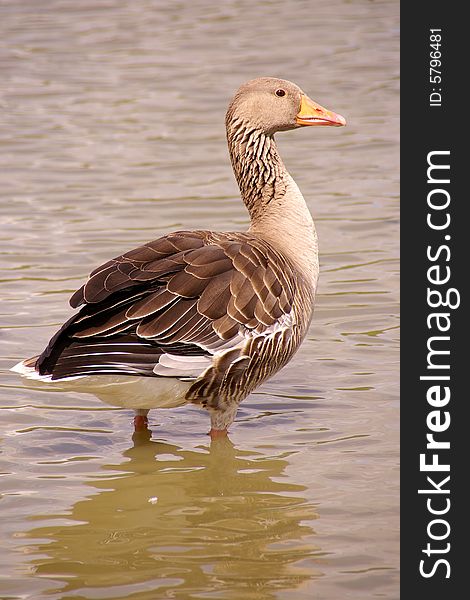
{"left": 133, "top": 414, "right": 149, "bottom": 431}
{"left": 208, "top": 428, "right": 228, "bottom": 439}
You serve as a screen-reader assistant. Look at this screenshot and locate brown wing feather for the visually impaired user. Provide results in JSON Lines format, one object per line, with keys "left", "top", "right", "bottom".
{"left": 38, "top": 230, "right": 295, "bottom": 380}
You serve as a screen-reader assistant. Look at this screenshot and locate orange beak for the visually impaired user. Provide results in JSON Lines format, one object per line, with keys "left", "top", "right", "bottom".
{"left": 296, "top": 94, "right": 346, "bottom": 127}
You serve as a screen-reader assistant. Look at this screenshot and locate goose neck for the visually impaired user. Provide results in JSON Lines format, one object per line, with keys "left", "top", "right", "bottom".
{"left": 226, "top": 121, "right": 287, "bottom": 222}
{"left": 226, "top": 119, "right": 318, "bottom": 282}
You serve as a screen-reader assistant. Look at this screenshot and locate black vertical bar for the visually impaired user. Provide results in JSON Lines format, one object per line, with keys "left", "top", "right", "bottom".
{"left": 401, "top": 2, "right": 465, "bottom": 598}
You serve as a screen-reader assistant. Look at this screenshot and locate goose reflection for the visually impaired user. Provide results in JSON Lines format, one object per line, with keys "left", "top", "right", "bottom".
{"left": 25, "top": 431, "right": 322, "bottom": 597}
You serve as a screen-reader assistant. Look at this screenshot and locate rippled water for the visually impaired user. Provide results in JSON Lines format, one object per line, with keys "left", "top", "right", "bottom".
{"left": 0, "top": 0, "right": 399, "bottom": 598}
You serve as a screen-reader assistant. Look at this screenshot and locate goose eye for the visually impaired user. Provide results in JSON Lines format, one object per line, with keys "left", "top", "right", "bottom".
{"left": 275, "top": 89, "right": 286, "bottom": 97}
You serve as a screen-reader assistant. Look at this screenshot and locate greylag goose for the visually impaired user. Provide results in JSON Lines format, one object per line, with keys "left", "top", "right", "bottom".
{"left": 13, "top": 77, "right": 345, "bottom": 437}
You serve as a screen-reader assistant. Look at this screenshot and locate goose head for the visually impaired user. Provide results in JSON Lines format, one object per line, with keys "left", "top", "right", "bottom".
{"left": 226, "top": 77, "right": 346, "bottom": 136}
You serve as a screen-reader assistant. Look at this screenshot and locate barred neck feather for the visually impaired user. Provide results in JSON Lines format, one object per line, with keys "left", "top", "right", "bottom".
{"left": 226, "top": 118, "right": 287, "bottom": 219}
{"left": 226, "top": 117, "right": 318, "bottom": 285}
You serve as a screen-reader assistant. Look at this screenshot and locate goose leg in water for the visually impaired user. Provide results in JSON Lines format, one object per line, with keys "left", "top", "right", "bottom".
{"left": 208, "top": 428, "right": 228, "bottom": 439}
{"left": 207, "top": 405, "right": 236, "bottom": 438}
{"left": 133, "top": 409, "right": 150, "bottom": 430}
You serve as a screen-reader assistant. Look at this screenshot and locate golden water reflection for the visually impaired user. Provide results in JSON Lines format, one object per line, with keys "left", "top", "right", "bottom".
{"left": 25, "top": 432, "right": 322, "bottom": 598}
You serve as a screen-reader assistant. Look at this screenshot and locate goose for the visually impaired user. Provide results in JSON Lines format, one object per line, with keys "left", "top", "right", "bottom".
{"left": 13, "top": 77, "right": 345, "bottom": 437}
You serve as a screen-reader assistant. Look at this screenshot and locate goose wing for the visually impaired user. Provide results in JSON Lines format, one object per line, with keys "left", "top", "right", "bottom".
{"left": 37, "top": 230, "right": 295, "bottom": 381}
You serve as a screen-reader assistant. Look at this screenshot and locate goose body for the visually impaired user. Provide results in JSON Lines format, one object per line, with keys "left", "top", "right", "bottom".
{"left": 13, "top": 77, "right": 345, "bottom": 435}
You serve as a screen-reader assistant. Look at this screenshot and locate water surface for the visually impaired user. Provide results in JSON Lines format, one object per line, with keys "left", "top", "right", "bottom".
{"left": 0, "top": 1, "right": 399, "bottom": 598}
